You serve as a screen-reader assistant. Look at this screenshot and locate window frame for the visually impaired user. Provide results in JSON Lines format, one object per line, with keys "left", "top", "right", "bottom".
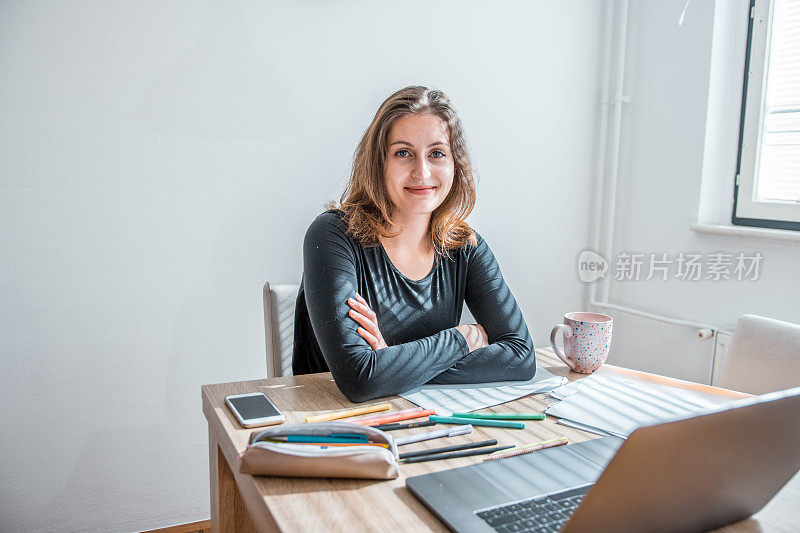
{"left": 733, "top": 0, "right": 800, "bottom": 231}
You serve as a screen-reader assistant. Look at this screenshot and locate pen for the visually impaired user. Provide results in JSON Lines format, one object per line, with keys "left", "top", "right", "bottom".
{"left": 483, "top": 437, "right": 568, "bottom": 460}
{"left": 356, "top": 409, "right": 436, "bottom": 426}
{"left": 451, "top": 412, "right": 546, "bottom": 421}
{"left": 394, "top": 424, "right": 472, "bottom": 446}
{"left": 401, "top": 445, "right": 515, "bottom": 464}
{"left": 429, "top": 415, "right": 526, "bottom": 429}
{"left": 372, "top": 420, "right": 436, "bottom": 431}
{"left": 305, "top": 402, "right": 391, "bottom": 423}
{"left": 348, "top": 407, "right": 423, "bottom": 424}
{"left": 398, "top": 439, "right": 498, "bottom": 460}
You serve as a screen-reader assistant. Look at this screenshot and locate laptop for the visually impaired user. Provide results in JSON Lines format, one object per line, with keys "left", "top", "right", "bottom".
{"left": 406, "top": 387, "right": 800, "bottom": 533}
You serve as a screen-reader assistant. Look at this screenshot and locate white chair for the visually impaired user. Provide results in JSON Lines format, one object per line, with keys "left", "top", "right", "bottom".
{"left": 263, "top": 282, "right": 300, "bottom": 377}
{"left": 719, "top": 314, "right": 800, "bottom": 394}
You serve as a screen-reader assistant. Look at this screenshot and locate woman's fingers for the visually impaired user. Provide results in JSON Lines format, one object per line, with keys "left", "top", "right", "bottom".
{"left": 357, "top": 327, "right": 380, "bottom": 350}
{"left": 347, "top": 297, "right": 376, "bottom": 320}
{"left": 348, "top": 293, "right": 386, "bottom": 349}
{"left": 348, "top": 309, "right": 378, "bottom": 335}
{"left": 454, "top": 324, "right": 490, "bottom": 352}
{"left": 476, "top": 324, "right": 489, "bottom": 347}
{"left": 353, "top": 292, "right": 376, "bottom": 317}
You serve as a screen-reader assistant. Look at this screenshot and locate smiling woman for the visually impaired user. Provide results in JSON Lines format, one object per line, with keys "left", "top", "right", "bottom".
{"left": 384, "top": 113, "right": 454, "bottom": 222}
{"left": 292, "top": 86, "right": 536, "bottom": 402}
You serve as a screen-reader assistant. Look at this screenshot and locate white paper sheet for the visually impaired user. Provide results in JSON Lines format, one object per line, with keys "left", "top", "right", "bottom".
{"left": 556, "top": 418, "right": 616, "bottom": 438}
{"left": 399, "top": 365, "right": 566, "bottom": 416}
{"left": 546, "top": 369, "right": 739, "bottom": 437}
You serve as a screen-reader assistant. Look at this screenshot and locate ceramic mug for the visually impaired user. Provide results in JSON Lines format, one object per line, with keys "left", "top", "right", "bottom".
{"left": 550, "top": 312, "right": 613, "bottom": 373}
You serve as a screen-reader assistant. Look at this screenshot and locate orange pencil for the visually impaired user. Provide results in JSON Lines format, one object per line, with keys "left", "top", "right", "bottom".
{"left": 348, "top": 407, "right": 423, "bottom": 424}
{"left": 305, "top": 402, "right": 391, "bottom": 423}
{"left": 355, "top": 409, "right": 436, "bottom": 426}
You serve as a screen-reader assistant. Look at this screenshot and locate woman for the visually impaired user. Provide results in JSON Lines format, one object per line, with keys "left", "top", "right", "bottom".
{"left": 293, "top": 86, "right": 536, "bottom": 402}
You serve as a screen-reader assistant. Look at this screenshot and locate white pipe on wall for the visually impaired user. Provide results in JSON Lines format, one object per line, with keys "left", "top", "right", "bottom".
{"left": 588, "top": 0, "right": 630, "bottom": 307}
{"left": 591, "top": 301, "right": 731, "bottom": 334}
{"left": 586, "top": 0, "right": 615, "bottom": 310}
{"left": 599, "top": 0, "right": 630, "bottom": 304}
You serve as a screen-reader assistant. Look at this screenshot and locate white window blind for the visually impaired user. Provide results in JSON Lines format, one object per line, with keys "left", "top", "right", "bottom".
{"left": 735, "top": 0, "right": 800, "bottom": 229}
{"left": 756, "top": 0, "right": 800, "bottom": 203}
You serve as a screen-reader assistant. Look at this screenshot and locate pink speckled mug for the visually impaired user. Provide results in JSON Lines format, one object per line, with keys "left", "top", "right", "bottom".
{"left": 550, "top": 312, "right": 613, "bottom": 373}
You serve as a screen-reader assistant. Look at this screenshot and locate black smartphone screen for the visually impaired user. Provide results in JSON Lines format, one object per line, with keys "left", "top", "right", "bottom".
{"left": 228, "top": 394, "right": 281, "bottom": 420}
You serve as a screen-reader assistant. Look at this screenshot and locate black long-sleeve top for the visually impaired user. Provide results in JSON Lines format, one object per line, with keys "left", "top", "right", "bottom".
{"left": 292, "top": 210, "right": 536, "bottom": 403}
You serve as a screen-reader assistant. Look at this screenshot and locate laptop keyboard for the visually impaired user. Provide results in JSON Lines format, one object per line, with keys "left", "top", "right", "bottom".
{"left": 475, "top": 486, "right": 589, "bottom": 533}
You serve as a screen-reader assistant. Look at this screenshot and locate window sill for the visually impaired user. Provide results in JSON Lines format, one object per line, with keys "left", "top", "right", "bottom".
{"left": 690, "top": 223, "right": 800, "bottom": 243}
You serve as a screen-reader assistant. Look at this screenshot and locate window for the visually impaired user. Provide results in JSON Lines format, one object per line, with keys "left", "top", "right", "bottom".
{"left": 734, "top": 0, "right": 800, "bottom": 230}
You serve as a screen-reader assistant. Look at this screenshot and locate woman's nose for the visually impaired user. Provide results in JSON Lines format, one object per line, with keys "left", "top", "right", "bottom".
{"left": 411, "top": 158, "right": 431, "bottom": 180}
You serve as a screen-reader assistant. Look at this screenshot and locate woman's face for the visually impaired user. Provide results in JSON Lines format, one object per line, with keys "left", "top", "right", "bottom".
{"left": 384, "top": 113, "right": 455, "bottom": 220}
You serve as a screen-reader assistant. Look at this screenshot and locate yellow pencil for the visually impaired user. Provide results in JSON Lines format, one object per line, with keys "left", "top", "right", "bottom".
{"left": 305, "top": 402, "right": 392, "bottom": 423}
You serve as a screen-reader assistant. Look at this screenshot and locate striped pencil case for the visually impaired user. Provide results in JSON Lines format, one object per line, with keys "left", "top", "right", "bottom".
{"left": 238, "top": 421, "right": 399, "bottom": 479}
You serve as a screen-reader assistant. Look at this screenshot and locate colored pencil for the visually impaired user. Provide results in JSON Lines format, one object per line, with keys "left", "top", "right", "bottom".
{"left": 263, "top": 440, "right": 389, "bottom": 449}
{"left": 398, "top": 439, "right": 498, "bottom": 460}
{"left": 348, "top": 407, "right": 423, "bottom": 424}
{"left": 355, "top": 409, "right": 436, "bottom": 426}
{"left": 401, "top": 445, "right": 515, "bottom": 464}
{"left": 429, "top": 415, "right": 525, "bottom": 429}
{"left": 483, "top": 437, "right": 569, "bottom": 461}
{"left": 451, "top": 412, "right": 546, "bottom": 421}
{"left": 372, "top": 420, "right": 436, "bottom": 431}
{"left": 305, "top": 402, "right": 391, "bottom": 423}
{"left": 269, "top": 435, "right": 368, "bottom": 444}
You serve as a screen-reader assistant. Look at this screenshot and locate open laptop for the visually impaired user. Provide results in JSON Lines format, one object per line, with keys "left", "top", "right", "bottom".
{"left": 406, "top": 387, "right": 800, "bottom": 533}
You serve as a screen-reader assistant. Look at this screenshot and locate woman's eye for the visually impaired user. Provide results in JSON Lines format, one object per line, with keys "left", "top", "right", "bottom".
{"left": 430, "top": 150, "right": 446, "bottom": 158}
{"left": 395, "top": 149, "right": 411, "bottom": 157}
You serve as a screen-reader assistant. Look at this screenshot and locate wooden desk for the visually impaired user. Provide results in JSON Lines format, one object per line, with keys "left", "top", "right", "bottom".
{"left": 201, "top": 349, "right": 800, "bottom": 532}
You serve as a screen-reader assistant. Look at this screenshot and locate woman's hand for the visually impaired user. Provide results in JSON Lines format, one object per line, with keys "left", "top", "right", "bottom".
{"left": 455, "top": 324, "right": 489, "bottom": 352}
{"left": 347, "top": 292, "right": 388, "bottom": 350}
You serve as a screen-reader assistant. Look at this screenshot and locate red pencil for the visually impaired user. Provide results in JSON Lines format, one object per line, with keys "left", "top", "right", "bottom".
{"left": 354, "top": 409, "right": 436, "bottom": 426}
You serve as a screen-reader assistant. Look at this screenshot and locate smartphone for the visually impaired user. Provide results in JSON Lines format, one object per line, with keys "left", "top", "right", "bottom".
{"left": 225, "top": 392, "right": 286, "bottom": 428}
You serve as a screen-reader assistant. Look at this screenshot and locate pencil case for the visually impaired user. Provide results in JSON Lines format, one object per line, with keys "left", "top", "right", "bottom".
{"left": 238, "top": 421, "right": 399, "bottom": 480}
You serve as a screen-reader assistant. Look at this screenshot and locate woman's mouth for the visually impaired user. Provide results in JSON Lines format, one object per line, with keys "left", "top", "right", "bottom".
{"left": 405, "top": 186, "right": 436, "bottom": 196}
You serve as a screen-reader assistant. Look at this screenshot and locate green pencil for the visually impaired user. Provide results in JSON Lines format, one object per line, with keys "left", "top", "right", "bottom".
{"left": 428, "top": 415, "right": 525, "bottom": 429}
{"left": 450, "top": 412, "right": 546, "bottom": 421}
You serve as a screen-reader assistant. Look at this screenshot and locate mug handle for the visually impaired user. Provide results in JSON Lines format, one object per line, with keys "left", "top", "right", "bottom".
{"left": 550, "top": 324, "right": 576, "bottom": 370}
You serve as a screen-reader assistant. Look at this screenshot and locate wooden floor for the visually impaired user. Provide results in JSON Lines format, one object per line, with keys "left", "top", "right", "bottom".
{"left": 142, "top": 520, "right": 210, "bottom": 533}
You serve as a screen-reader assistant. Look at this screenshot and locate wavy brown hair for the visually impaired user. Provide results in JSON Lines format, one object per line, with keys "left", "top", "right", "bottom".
{"left": 336, "top": 86, "right": 477, "bottom": 256}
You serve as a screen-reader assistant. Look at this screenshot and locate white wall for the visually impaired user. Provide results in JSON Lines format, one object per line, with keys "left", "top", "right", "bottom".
{"left": 0, "top": 1, "right": 602, "bottom": 530}
{"left": 598, "top": 0, "right": 800, "bottom": 380}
